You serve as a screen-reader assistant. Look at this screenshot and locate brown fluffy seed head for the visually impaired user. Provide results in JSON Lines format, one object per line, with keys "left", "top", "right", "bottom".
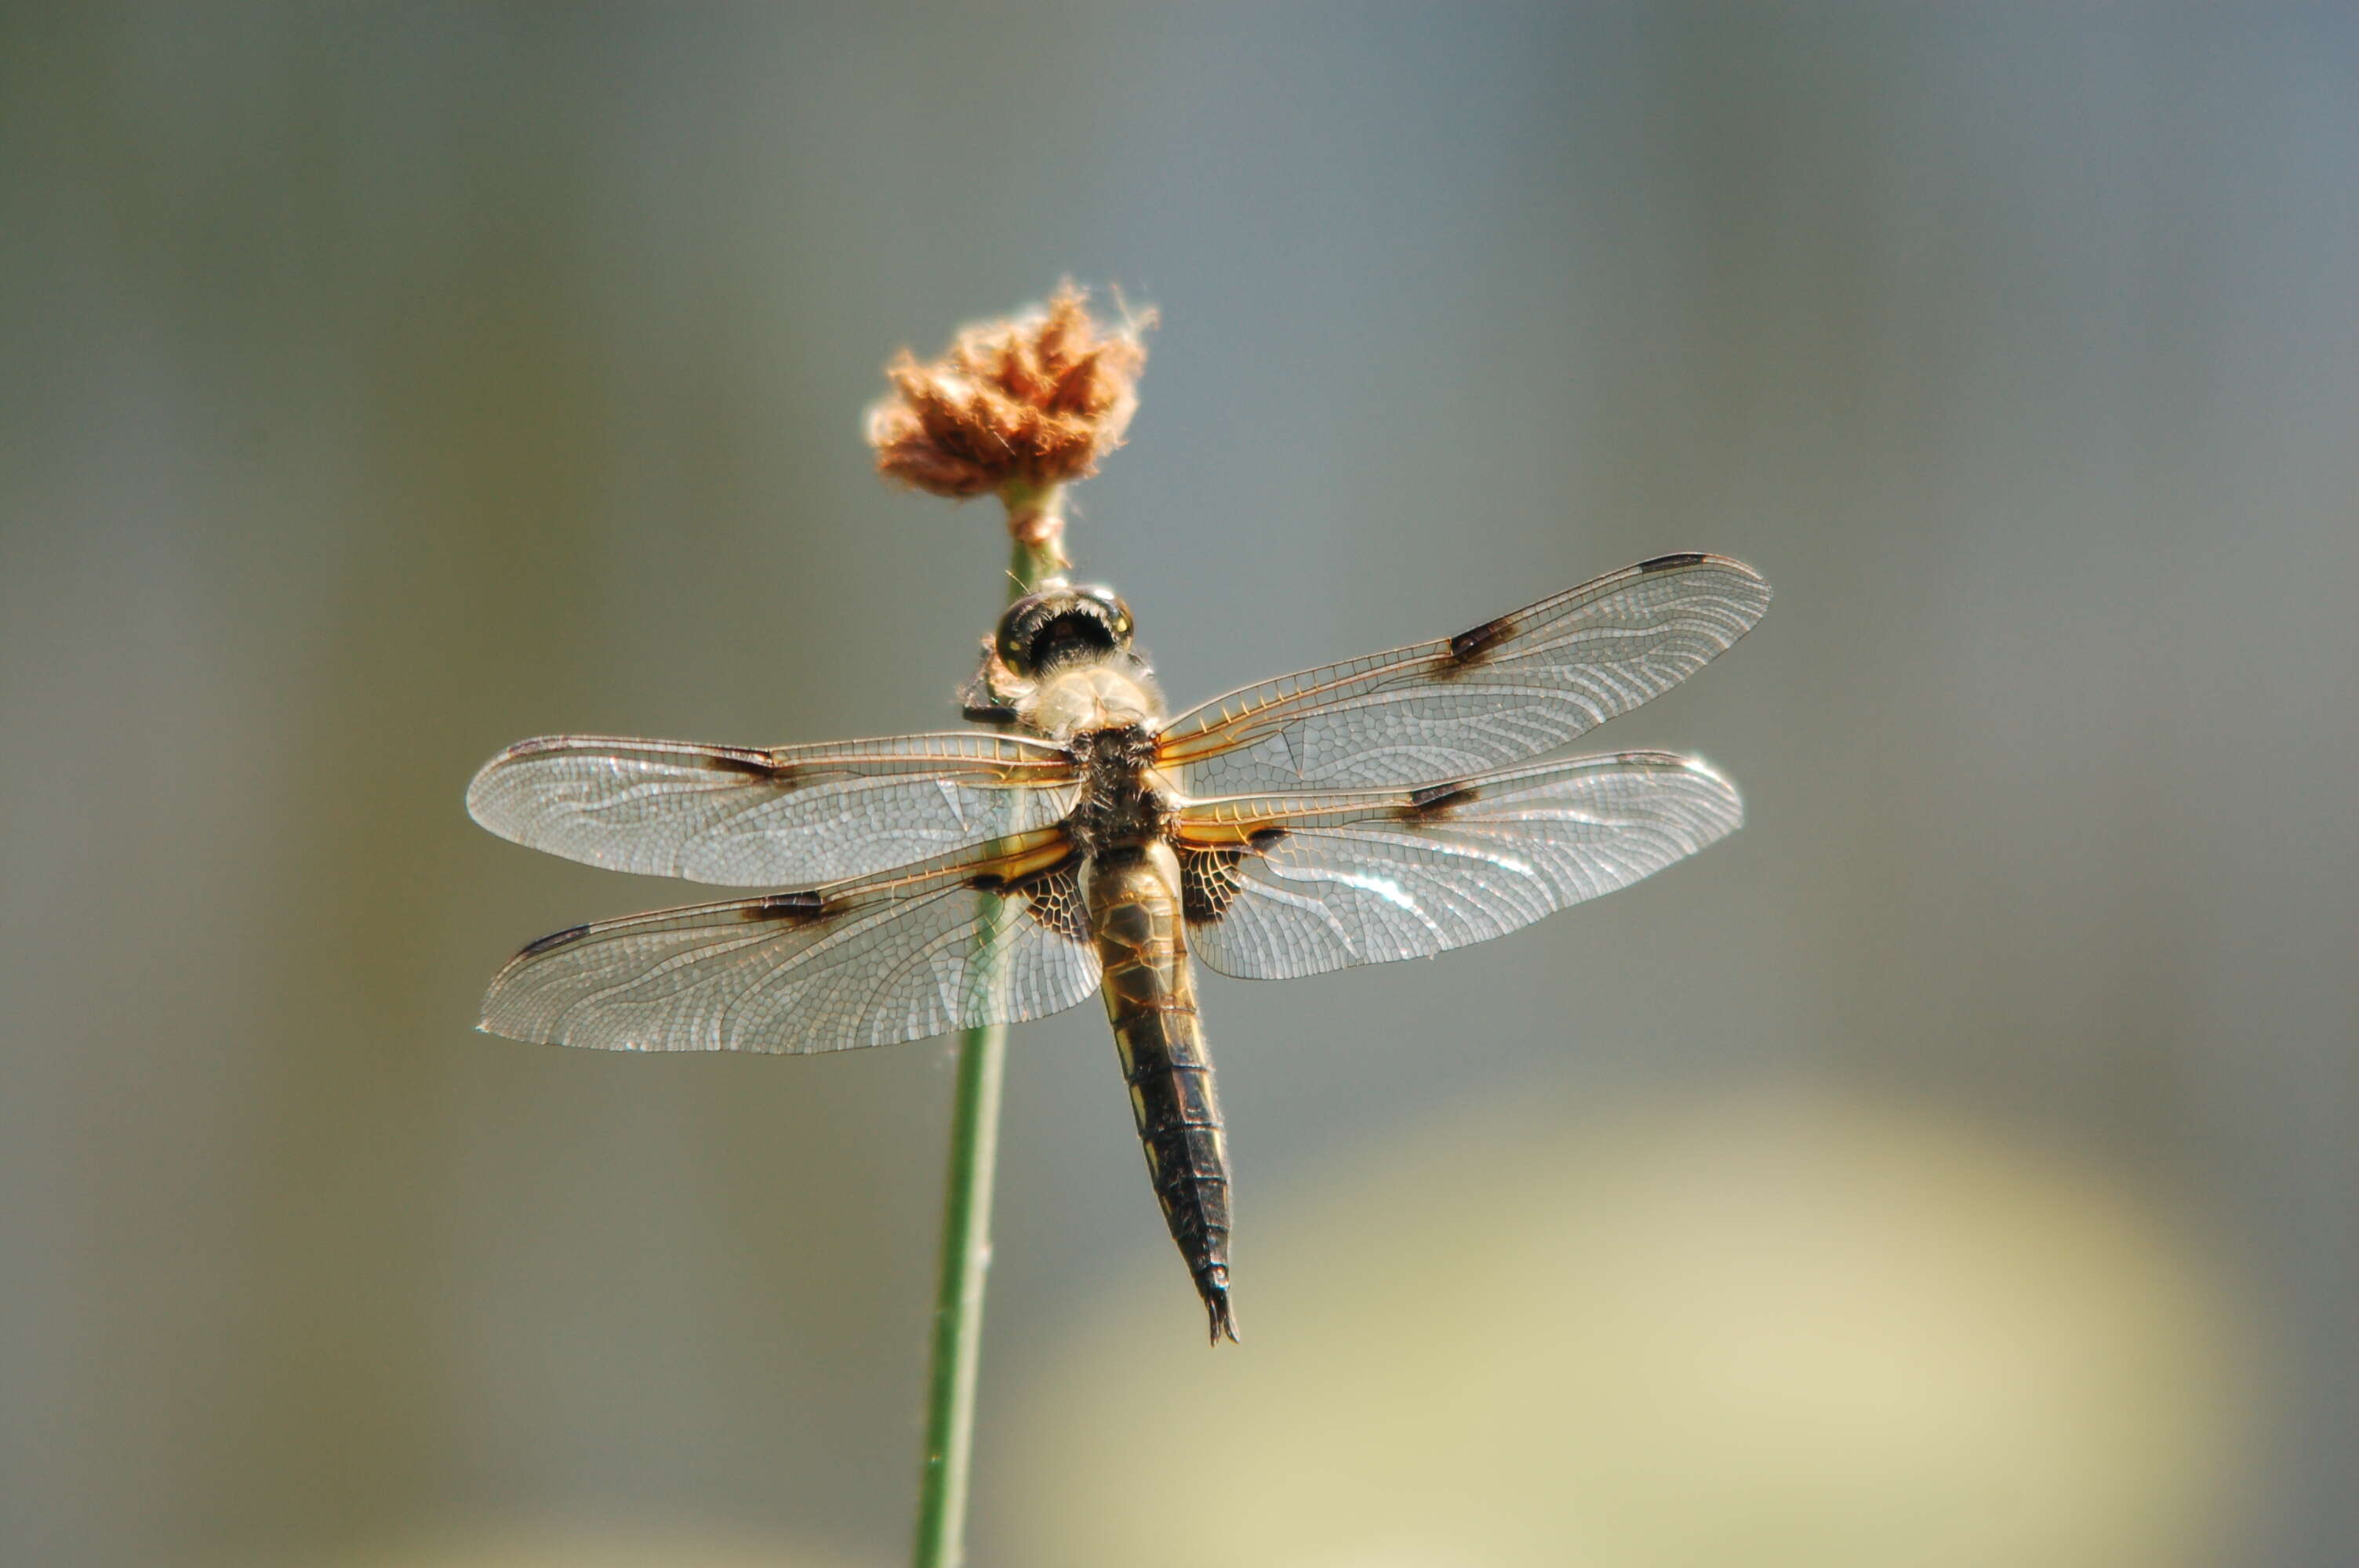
{"left": 864, "top": 282, "right": 1155, "bottom": 500}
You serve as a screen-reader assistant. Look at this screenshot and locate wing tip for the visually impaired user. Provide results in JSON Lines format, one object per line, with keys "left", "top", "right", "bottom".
{"left": 1522, "top": 748, "right": 1747, "bottom": 839}
{"left": 463, "top": 742, "right": 547, "bottom": 836}
{"left": 475, "top": 924, "right": 593, "bottom": 1035}
{"left": 1659, "top": 751, "right": 1747, "bottom": 837}
{"left": 475, "top": 1002, "right": 533, "bottom": 1044}
{"left": 1634, "top": 550, "right": 1773, "bottom": 608}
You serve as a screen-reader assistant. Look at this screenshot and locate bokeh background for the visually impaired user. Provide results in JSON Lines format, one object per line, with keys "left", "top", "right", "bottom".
{"left": 4, "top": 5, "right": 2353, "bottom": 1566}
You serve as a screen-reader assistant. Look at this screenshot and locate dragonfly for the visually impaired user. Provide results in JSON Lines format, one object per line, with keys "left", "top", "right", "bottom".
{"left": 468, "top": 552, "right": 1770, "bottom": 1343}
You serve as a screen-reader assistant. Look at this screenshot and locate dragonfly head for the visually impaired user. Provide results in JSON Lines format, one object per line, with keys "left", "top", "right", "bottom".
{"left": 995, "top": 583, "right": 1136, "bottom": 677}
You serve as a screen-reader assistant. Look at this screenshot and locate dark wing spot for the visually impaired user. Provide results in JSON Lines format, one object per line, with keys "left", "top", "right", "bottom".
{"left": 1448, "top": 613, "right": 1518, "bottom": 664}
{"left": 1183, "top": 832, "right": 1286, "bottom": 925}
{"left": 1637, "top": 551, "right": 1708, "bottom": 572}
{"left": 1401, "top": 782, "right": 1478, "bottom": 820}
{"left": 1009, "top": 859, "right": 1090, "bottom": 944}
{"left": 518, "top": 924, "right": 591, "bottom": 958}
{"left": 966, "top": 855, "right": 1089, "bottom": 944}
{"left": 743, "top": 890, "right": 827, "bottom": 924}
{"left": 698, "top": 749, "right": 787, "bottom": 777}
{"left": 1180, "top": 846, "right": 1246, "bottom": 925}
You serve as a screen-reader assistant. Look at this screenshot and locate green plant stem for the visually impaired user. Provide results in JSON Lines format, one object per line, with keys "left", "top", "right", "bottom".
{"left": 910, "top": 1013, "right": 1005, "bottom": 1568}
{"left": 912, "top": 521, "right": 1062, "bottom": 1568}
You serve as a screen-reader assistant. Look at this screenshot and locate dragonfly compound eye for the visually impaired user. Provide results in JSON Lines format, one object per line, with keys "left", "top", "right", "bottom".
{"left": 997, "top": 585, "right": 1135, "bottom": 676}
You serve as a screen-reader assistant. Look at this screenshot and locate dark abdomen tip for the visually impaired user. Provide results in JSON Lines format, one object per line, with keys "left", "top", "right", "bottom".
{"left": 1201, "top": 1270, "right": 1241, "bottom": 1345}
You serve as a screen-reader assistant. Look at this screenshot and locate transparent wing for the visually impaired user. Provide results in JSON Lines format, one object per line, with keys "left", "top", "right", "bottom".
{"left": 1176, "top": 753, "right": 1742, "bottom": 981}
{"left": 479, "top": 830, "right": 1101, "bottom": 1052}
{"left": 467, "top": 731, "right": 1078, "bottom": 887}
{"left": 1158, "top": 554, "right": 1769, "bottom": 796}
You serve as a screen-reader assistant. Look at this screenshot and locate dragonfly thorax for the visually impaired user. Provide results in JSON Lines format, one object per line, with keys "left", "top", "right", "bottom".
{"left": 1021, "top": 659, "right": 1165, "bottom": 739}
{"left": 1065, "top": 723, "right": 1176, "bottom": 856}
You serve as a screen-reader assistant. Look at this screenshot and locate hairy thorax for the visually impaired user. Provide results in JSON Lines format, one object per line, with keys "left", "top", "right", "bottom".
{"left": 1064, "top": 722, "right": 1179, "bottom": 858}
{"left": 1020, "top": 661, "right": 1164, "bottom": 740}
{"left": 1016, "top": 659, "right": 1177, "bottom": 860}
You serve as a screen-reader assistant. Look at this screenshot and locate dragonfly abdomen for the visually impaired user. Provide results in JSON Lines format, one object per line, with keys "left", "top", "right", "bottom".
{"left": 1085, "top": 841, "right": 1238, "bottom": 1344}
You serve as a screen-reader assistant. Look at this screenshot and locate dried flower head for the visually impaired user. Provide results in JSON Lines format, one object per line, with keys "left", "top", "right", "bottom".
{"left": 864, "top": 282, "right": 1155, "bottom": 506}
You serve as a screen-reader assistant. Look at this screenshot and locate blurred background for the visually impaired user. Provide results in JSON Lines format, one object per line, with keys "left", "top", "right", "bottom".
{"left": 3, "top": 5, "right": 2352, "bottom": 1566}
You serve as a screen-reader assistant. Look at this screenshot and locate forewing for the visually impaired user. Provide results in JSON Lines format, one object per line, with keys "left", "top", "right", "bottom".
{"left": 480, "top": 830, "right": 1101, "bottom": 1052}
{"left": 1158, "top": 554, "right": 1769, "bottom": 796}
{"left": 467, "top": 732, "right": 1078, "bottom": 887}
{"left": 1176, "top": 753, "right": 1742, "bottom": 981}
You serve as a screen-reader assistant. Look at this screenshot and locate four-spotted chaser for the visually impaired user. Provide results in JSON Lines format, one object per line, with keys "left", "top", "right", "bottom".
{"left": 469, "top": 553, "right": 1770, "bottom": 1341}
